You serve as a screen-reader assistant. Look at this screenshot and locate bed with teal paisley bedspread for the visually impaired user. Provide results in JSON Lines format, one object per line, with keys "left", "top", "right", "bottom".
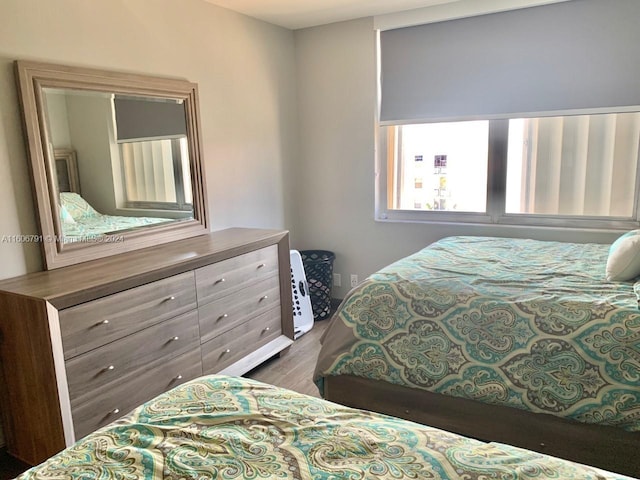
{"left": 16, "top": 375, "right": 634, "bottom": 480}
{"left": 61, "top": 213, "right": 173, "bottom": 242}
{"left": 314, "top": 236, "right": 640, "bottom": 432}
{"left": 59, "top": 192, "right": 173, "bottom": 242}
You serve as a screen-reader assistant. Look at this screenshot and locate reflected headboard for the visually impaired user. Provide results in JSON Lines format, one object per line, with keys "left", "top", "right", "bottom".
{"left": 54, "top": 148, "right": 81, "bottom": 194}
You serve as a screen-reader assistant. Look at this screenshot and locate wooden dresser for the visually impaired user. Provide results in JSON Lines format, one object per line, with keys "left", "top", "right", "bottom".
{"left": 0, "top": 228, "right": 294, "bottom": 465}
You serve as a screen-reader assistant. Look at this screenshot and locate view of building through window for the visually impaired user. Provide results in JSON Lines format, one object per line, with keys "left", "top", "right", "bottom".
{"left": 386, "top": 111, "right": 640, "bottom": 223}
{"left": 389, "top": 121, "right": 488, "bottom": 212}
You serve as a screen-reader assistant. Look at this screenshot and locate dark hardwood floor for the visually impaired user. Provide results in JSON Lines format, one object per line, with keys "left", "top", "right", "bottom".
{"left": 0, "top": 319, "right": 331, "bottom": 479}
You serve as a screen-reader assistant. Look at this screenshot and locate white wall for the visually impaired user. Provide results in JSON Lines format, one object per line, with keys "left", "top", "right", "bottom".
{"left": 0, "top": 0, "right": 297, "bottom": 278}
{"left": 293, "top": 17, "right": 621, "bottom": 299}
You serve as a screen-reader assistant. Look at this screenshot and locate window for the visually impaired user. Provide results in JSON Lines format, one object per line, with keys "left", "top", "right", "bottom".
{"left": 387, "top": 121, "right": 489, "bottom": 213}
{"left": 113, "top": 94, "right": 192, "bottom": 212}
{"left": 119, "top": 136, "right": 193, "bottom": 211}
{"left": 376, "top": 1, "right": 640, "bottom": 230}
{"left": 379, "top": 110, "right": 640, "bottom": 229}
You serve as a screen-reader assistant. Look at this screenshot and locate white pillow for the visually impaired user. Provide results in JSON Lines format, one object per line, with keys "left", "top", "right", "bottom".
{"left": 606, "top": 230, "right": 640, "bottom": 281}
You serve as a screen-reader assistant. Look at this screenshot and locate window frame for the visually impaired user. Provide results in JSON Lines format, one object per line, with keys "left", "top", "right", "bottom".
{"left": 376, "top": 113, "right": 640, "bottom": 231}
{"left": 119, "top": 137, "right": 193, "bottom": 212}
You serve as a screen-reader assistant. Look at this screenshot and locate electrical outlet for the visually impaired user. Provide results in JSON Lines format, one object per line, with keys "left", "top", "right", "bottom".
{"left": 333, "top": 273, "right": 341, "bottom": 287}
{"left": 350, "top": 274, "right": 358, "bottom": 287}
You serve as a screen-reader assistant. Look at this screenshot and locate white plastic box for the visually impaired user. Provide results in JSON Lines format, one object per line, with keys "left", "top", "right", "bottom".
{"left": 290, "top": 250, "right": 314, "bottom": 339}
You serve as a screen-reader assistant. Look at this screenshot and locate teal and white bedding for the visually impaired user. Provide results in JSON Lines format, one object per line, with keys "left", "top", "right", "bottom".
{"left": 59, "top": 192, "right": 171, "bottom": 242}
{"left": 314, "top": 236, "right": 640, "bottom": 432}
{"left": 16, "top": 375, "right": 634, "bottom": 480}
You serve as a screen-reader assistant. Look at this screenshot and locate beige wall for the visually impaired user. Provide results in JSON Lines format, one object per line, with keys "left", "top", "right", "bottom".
{"left": 0, "top": 0, "right": 297, "bottom": 278}
{"left": 0, "top": 0, "right": 297, "bottom": 447}
{"left": 293, "top": 18, "right": 620, "bottom": 299}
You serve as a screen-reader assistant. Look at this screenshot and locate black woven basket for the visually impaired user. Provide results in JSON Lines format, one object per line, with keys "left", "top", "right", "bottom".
{"left": 300, "top": 250, "right": 335, "bottom": 320}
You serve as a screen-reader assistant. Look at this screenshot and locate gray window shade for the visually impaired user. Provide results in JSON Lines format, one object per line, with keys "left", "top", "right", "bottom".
{"left": 114, "top": 96, "right": 187, "bottom": 141}
{"left": 379, "top": 0, "right": 640, "bottom": 124}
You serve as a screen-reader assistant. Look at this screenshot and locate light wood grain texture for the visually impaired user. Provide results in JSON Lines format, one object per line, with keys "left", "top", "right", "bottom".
{"left": 219, "top": 336, "right": 294, "bottom": 377}
{"left": 72, "top": 349, "right": 202, "bottom": 439}
{"left": 0, "top": 228, "right": 288, "bottom": 308}
{"left": 201, "top": 308, "right": 281, "bottom": 373}
{"left": 0, "top": 295, "right": 65, "bottom": 464}
{"left": 60, "top": 272, "right": 196, "bottom": 359}
{"left": 14, "top": 60, "right": 209, "bottom": 270}
{"left": 0, "top": 228, "right": 294, "bottom": 466}
{"left": 195, "top": 245, "right": 278, "bottom": 306}
{"left": 66, "top": 310, "right": 200, "bottom": 403}
{"left": 246, "top": 319, "right": 329, "bottom": 398}
{"left": 53, "top": 148, "right": 80, "bottom": 194}
{"left": 198, "top": 276, "right": 280, "bottom": 343}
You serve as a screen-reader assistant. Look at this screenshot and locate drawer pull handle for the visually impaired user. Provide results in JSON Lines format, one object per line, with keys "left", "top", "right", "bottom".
{"left": 166, "top": 296, "right": 176, "bottom": 302}
{"left": 224, "top": 349, "right": 231, "bottom": 354}
{"left": 111, "top": 408, "right": 120, "bottom": 415}
{"left": 215, "top": 278, "right": 226, "bottom": 285}
{"left": 106, "top": 365, "right": 115, "bottom": 371}
{"left": 259, "top": 295, "right": 269, "bottom": 302}
{"left": 172, "top": 336, "right": 180, "bottom": 341}
{"left": 263, "top": 327, "right": 271, "bottom": 333}
{"left": 257, "top": 263, "right": 266, "bottom": 269}
{"left": 175, "top": 374, "right": 183, "bottom": 380}
{"left": 100, "top": 320, "right": 110, "bottom": 325}
{"left": 217, "top": 313, "right": 228, "bottom": 321}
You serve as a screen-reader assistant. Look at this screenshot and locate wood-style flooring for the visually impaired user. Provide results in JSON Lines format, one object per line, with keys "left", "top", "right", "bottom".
{"left": 0, "top": 319, "right": 330, "bottom": 479}
{"left": 246, "top": 318, "right": 329, "bottom": 397}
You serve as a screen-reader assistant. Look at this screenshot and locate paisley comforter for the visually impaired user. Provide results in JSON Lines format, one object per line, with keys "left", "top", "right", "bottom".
{"left": 16, "top": 375, "right": 633, "bottom": 480}
{"left": 61, "top": 213, "right": 173, "bottom": 242}
{"left": 59, "top": 192, "right": 173, "bottom": 242}
{"left": 314, "top": 236, "right": 640, "bottom": 432}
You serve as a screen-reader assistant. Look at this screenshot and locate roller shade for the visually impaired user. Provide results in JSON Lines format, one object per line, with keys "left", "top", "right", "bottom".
{"left": 114, "top": 96, "right": 187, "bottom": 141}
{"left": 379, "top": 0, "right": 640, "bottom": 124}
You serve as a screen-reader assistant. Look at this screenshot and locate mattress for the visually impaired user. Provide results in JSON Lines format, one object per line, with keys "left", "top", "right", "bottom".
{"left": 314, "top": 236, "right": 640, "bottom": 431}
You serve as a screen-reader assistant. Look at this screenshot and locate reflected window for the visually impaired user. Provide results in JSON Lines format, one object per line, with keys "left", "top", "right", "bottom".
{"left": 114, "top": 94, "right": 192, "bottom": 212}
{"left": 120, "top": 137, "right": 192, "bottom": 210}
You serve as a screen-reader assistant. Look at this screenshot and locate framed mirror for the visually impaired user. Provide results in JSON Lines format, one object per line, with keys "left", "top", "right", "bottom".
{"left": 15, "top": 60, "right": 209, "bottom": 269}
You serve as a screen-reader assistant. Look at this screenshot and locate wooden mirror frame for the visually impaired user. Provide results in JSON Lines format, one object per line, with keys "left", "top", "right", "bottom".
{"left": 53, "top": 148, "right": 81, "bottom": 194}
{"left": 15, "top": 60, "right": 209, "bottom": 270}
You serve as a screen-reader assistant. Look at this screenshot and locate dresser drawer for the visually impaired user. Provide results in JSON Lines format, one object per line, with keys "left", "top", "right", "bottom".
{"left": 71, "top": 348, "right": 202, "bottom": 440}
{"left": 60, "top": 272, "right": 196, "bottom": 359}
{"left": 196, "top": 245, "right": 278, "bottom": 306}
{"left": 198, "top": 276, "right": 280, "bottom": 342}
{"left": 201, "top": 308, "right": 281, "bottom": 373}
{"left": 66, "top": 310, "right": 200, "bottom": 403}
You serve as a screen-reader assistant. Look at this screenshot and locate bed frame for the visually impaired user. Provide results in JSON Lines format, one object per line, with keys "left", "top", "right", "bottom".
{"left": 324, "top": 375, "right": 640, "bottom": 478}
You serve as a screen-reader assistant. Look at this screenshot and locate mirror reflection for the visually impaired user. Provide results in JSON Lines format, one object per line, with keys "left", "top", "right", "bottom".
{"left": 43, "top": 88, "right": 194, "bottom": 243}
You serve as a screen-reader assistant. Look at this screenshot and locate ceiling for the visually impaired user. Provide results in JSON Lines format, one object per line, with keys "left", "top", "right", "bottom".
{"left": 203, "top": 0, "right": 461, "bottom": 30}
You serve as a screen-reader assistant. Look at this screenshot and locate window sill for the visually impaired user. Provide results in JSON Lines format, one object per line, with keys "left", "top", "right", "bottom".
{"left": 375, "top": 211, "right": 638, "bottom": 233}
